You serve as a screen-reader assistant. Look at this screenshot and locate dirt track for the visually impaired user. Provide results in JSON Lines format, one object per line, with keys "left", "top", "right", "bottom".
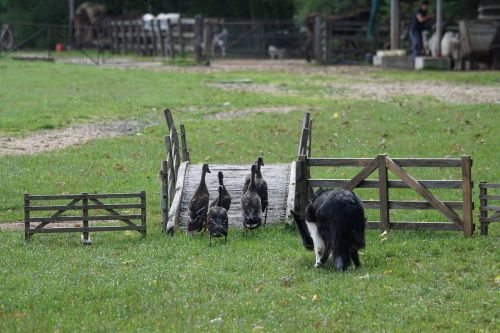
{"left": 0, "top": 119, "right": 155, "bottom": 156}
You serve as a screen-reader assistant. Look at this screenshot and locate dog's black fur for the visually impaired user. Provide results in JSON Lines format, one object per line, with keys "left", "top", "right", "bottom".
{"left": 291, "top": 188, "right": 366, "bottom": 271}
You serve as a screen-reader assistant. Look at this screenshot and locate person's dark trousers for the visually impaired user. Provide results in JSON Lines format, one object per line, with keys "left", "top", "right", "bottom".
{"left": 410, "top": 30, "right": 423, "bottom": 61}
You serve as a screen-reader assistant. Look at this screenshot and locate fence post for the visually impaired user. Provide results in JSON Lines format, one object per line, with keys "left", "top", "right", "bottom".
{"left": 157, "top": 20, "right": 166, "bottom": 57}
{"left": 82, "top": 192, "right": 89, "bottom": 243}
{"left": 24, "top": 193, "right": 30, "bottom": 241}
{"left": 479, "top": 181, "right": 488, "bottom": 235}
{"left": 194, "top": 15, "right": 203, "bottom": 63}
{"left": 378, "top": 154, "right": 390, "bottom": 231}
{"left": 140, "top": 190, "right": 147, "bottom": 237}
{"left": 461, "top": 156, "right": 473, "bottom": 237}
{"left": 180, "top": 124, "right": 190, "bottom": 162}
{"left": 314, "top": 16, "right": 322, "bottom": 64}
{"left": 160, "top": 160, "right": 169, "bottom": 231}
{"left": 166, "top": 19, "right": 175, "bottom": 59}
{"left": 203, "top": 20, "right": 212, "bottom": 65}
{"left": 178, "top": 16, "right": 184, "bottom": 56}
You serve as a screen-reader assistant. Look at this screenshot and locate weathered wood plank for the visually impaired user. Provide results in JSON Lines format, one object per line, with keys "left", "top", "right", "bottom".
{"left": 461, "top": 156, "right": 474, "bottom": 237}
{"left": 344, "top": 157, "right": 378, "bottom": 191}
{"left": 479, "top": 195, "right": 500, "bottom": 200}
{"left": 308, "top": 158, "right": 462, "bottom": 167}
{"left": 166, "top": 161, "right": 190, "bottom": 233}
{"left": 27, "top": 204, "right": 143, "bottom": 211}
{"left": 286, "top": 161, "right": 296, "bottom": 223}
{"left": 29, "top": 226, "right": 145, "bottom": 234}
{"left": 480, "top": 206, "right": 500, "bottom": 212}
{"left": 479, "top": 181, "right": 489, "bottom": 235}
{"left": 378, "top": 155, "right": 390, "bottom": 231}
{"left": 479, "top": 216, "right": 500, "bottom": 223}
{"left": 479, "top": 183, "right": 500, "bottom": 189}
{"left": 308, "top": 179, "right": 463, "bottom": 189}
{"left": 362, "top": 200, "right": 465, "bottom": 210}
{"left": 366, "top": 221, "right": 460, "bottom": 231}
{"left": 29, "top": 215, "right": 143, "bottom": 223}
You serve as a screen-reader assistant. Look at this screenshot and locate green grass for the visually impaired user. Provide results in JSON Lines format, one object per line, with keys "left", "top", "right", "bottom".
{"left": 0, "top": 59, "right": 499, "bottom": 332}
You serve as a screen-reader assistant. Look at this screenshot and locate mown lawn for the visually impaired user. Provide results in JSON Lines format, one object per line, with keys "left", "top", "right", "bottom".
{"left": 0, "top": 59, "right": 499, "bottom": 332}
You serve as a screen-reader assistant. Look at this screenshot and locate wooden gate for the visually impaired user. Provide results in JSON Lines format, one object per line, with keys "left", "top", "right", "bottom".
{"left": 24, "top": 192, "right": 146, "bottom": 241}
{"left": 294, "top": 113, "right": 474, "bottom": 236}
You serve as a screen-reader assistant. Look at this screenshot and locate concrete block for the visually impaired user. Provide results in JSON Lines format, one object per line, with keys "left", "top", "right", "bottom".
{"left": 415, "top": 56, "right": 451, "bottom": 70}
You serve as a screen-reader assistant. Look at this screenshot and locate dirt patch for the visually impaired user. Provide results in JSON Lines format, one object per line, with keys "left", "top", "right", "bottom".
{"left": 206, "top": 106, "right": 298, "bottom": 119}
{"left": 207, "top": 82, "right": 295, "bottom": 95}
{"left": 0, "top": 119, "right": 156, "bottom": 156}
{"left": 324, "top": 81, "right": 500, "bottom": 104}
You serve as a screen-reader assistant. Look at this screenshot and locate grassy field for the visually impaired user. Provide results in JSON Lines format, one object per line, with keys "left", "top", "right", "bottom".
{"left": 0, "top": 59, "right": 499, "bottom": 332}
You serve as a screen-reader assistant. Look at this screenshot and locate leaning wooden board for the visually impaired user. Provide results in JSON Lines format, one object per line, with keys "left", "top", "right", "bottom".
{"left": 175, "top": 164, "right": 292, "bottom": 230}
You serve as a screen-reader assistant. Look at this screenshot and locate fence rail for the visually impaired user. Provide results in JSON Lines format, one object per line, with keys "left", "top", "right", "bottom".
{"left": 24, "top": 191, "right": 146, "bottom": 241}
{"left": 479, "top": 182, "right": 500, "bottom": 235}
{"left": 294, "top": 112, "right": 474, "bottom": 236}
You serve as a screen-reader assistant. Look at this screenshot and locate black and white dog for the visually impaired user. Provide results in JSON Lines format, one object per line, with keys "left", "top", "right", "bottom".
{"left": 291, "top": 189, "right": 366, "bottom": 271}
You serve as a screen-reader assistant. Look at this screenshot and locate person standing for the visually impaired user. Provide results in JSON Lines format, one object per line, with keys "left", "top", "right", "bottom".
{"left": 410, "top": 0, "right": 432, "bottom": 60}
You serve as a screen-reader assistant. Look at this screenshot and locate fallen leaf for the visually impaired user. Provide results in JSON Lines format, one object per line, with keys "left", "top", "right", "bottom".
{"left": 355, "top": 273, "right": 370, "bottom": 279}
{"left": 312, "top": 294, "right": 319, "bottom": 302}
{"left": 124, "top": 230, "right": 132, "bottom": 236}
{"left": 332, "top": 112, "right": 339, "bottom": 119}
{"left": 379, "top": 230, "right": 388, "bottom": 237}
{"left": 380, "top": 237, "right": 388, "bottom": 243}
{"left": 383, "top": 270, "right": 393, "bottom": 276}
{"left": 255, "top": 284, "right": 264, "bottom": 293}
{"left": 209, "top": 317, "right": 222, "bottom": 324}
{"left": 215, "top": 141, "right": 226, "bottom": 147}
{"left": 495, "top": 275, "right": 500, "bottom": 284}
{"left": 253, "top": 325, "right": 264, "bottom": 331}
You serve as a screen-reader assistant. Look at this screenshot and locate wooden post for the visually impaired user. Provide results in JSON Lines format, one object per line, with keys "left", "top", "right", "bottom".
{"left": 314, "top": 16, "right": 322, "bottom": 63}
{"left": 436, "top": 0, "right": 443, "bottom": 56}
{"left": 24, "top": 193, "right": 30, "bottom": 241}
{"left": 295, "top": 155, "right": 310, "bottom": 214}
{"left": 167, "top": 19, "right": 175, "bottom": 59}
{"left": 180, "top": 124, "right": 190, "bottom": 162}
{"left": 479, "top": 181, "right": 488, "bottom": 235}
{"left": 461, "top": 156, "right": 473, "bottom": 237}
{"left": 165, "top": 136, "right": 176, "bottom": 207}
{"left": 378, "top": 154, "right": 390, "bottom": 231}
{"left": 160, "top": 160, "right": 169, "bottom": 230}
{"left": 178, "top": 17, "right": 184, "bottom": 56}
{"left": 194, "top": 15, "right": 203, "bottom": 63}
{"left": 82, "top": 192, "right": 89, "bottom": 242}
{"left": 390, "top": 0, "right": 400, "bottom": 50}
{"left": 307, "top": 119, "right": 312, "bottom": 158}
{"left": 157, "top": 19, "right": 166, "bottom": 57}
{"left": 203, "top": 20, "right": 212, "bottom": 65}
{"left": 140, "top": 190, "right": 147, "bottom": 237}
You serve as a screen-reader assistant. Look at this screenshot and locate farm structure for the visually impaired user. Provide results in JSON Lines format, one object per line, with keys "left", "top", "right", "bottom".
{"left": 160, "top": 110, "right": 477, "bottom": 236}
{"left": 293, "top": 113, "right": 474, "bottom": 237}
{"left": 479, "top": 182, "right": 500, "bottom": 235}
{"left": 24, "top": 192, "right": 147, "bottom": 241}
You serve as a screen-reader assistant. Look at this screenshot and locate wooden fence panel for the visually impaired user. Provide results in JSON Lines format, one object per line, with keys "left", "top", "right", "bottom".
{"left": 24, "top": 192, "right": 146, "bottom": 241}
{"left": 479, "top": 182, "right": 500, "bottom": 235}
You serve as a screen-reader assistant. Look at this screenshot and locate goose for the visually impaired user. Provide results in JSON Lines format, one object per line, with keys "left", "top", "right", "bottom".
{"left": 243, "top": 157, "right": 268, "bottom": 225}
{"left": 210, "top": 171, "right": 231, "bottom": 211}
{"left": 241, "top": 164, "right": 262, "bottom": 232}
{"left": 207, "top": 185, "right": 229, "bottom": 244}
{"left": 187, "top": 163, "right": 211, "bottom": 234}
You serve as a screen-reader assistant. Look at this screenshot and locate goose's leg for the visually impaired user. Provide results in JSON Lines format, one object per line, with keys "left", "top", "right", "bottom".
{"left": 264, "top": 207, "right": 268, "bottom": 226}
{"left": 209, "top": 234, "right": 212, "bottom": 246}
